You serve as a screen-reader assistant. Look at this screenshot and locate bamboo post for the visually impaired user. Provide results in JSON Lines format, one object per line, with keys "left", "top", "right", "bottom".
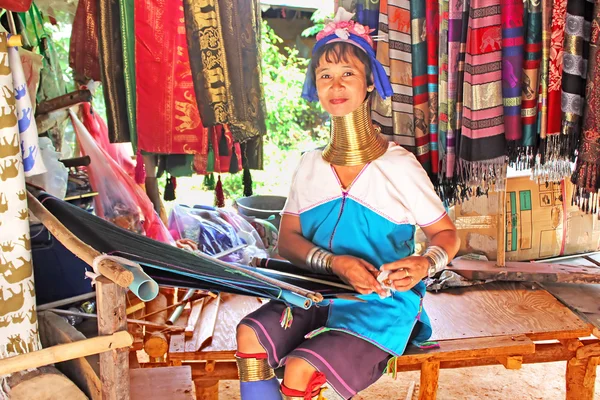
{"left": 96, "top": 277, "right": 130, "bottom": 400}
{"left": 27, "top": 192, "right": 134, "bottom": 288}
{"left": 496, "top": 165, "right": 508, "bottom": 267}
{"left": 0, "top": 331, "right": 132, "bottom": 376}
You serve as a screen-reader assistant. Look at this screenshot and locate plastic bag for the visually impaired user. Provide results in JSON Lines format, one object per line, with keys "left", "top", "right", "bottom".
{"left": 168, "top": 205, "right": 267, "bottom": 263}
{"left": 25, "top": 137, "right": 68, "bottom": 198}
{"left": 70, "top": 109, "right": 174, "bottom": 244}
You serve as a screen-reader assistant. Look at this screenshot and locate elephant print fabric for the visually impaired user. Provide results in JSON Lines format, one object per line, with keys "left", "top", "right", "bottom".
{"left": 0, "top": 32, "right": 40, "bottom": 359}
{"left": 8, "top": 35, "right": 45, "bottom": 177}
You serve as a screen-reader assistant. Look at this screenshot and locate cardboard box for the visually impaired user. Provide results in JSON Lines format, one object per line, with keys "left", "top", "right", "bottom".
{"left": 453, "top": 177, "right": 600, "bottom": 261}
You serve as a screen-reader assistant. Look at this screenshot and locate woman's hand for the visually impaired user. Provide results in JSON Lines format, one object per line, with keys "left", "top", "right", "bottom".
{"left": 380, "top": 256, "right": 429, "bottom": 291}
{"left": 331, "top": 255, "right": 386, "bottom": 296}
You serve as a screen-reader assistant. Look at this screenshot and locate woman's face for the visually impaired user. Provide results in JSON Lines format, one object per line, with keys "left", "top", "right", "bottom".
{"left": 315, "top": 51, "right": 368, "bottom": 117}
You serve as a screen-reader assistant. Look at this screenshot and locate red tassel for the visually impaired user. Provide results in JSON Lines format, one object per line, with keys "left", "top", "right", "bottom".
{"left": 135, "top": 151, "right": 146, "bottom": 185}
{"left": 215, "top": 175, "right": 225, "bottom": 208}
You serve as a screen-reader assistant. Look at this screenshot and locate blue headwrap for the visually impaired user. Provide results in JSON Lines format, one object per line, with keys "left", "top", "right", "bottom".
{"left": 301, "top": 33, "right": 393, "bottom": 103}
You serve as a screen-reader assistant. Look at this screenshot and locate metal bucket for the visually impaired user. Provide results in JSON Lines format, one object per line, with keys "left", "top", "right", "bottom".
{"left": 235, "top": 195, "right": 287, "bottom": 228}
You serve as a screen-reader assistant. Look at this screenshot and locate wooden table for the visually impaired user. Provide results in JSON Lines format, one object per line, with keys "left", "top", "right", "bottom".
{"left": 165, "top": 283, "right": 599, "bottom": 400}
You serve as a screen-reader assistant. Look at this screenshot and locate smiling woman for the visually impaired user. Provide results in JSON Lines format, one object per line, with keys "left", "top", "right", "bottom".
{"left": 235, "top": 7, "right": 460, "bottom": 400}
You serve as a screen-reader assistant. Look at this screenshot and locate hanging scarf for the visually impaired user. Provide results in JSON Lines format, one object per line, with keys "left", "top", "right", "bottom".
{"left": 458, "top": 0, "right": 506, "bottom": 191}
{"left": 444, "top": 0, "right": 467, "bottom": 179}
{"left": 372, "top": 0, "right": 415, "bottom": 152}
{"left": 119, "top": 0, "right": 137, "bottom": 151}
{"left": 518, "top": 0, "right": 543, "bottom": 168}
{"left": 572, "top": 0, "right": 600, "bottom": 213}
{"left": 560, "top": 0, "right": 593, "bottom": 153}
{"left": 69, "top": 0, "right": 101, "bottom": 82}
{"left": 501, "top": 0, "right": 524, "bottom": 161}
{"left": 426, "top": 0, "right": 440, "bottom": 174}
{"left": 135, "top": 0, "right": 207, "bottom": 154}
{"left": 183, "top": 0, "right": 267, "bottom": 142}
{"left": 538, "top": 0, "right": 554, "bottom": 141}
{"left": 98, "top": 0, "right": 130, "bottom": 143}
{"left": 411, "top": 0, "right": 431, "bottom": 172}
{"left": 437, "top": 0, "right": 449, "bottom": 179}
{"left": 537, "top": 0, "right": 568, "bottom": 179}
{"left": 546, "top": 0, "right": 567, "bottom": 136}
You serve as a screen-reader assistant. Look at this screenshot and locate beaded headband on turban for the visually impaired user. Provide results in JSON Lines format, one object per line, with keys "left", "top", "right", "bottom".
{"left": 301, "top": 7, "right": 393, "bottom": 103}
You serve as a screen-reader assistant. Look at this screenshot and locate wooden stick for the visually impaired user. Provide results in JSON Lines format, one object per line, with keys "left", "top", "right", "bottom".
{"left": 185, "top": 299, "right": 204, "bottom": 338}
{"left": 126, "top": 302, "right": 145, "bottom": 315}
{"left": 0, "top": 331, "right": 132, "bottom": 376}
{"left": 27, "top": 192, "right": 134, "bottom": 288}
{"left": 38, "top": 292, "right": 96, "bottom": 311}
{"left": 45, "top": 309, "right": 185, "bottom": 333}
{"left": 140, "top": 293, "right": 205, "bottom": 320}
{"left": 36, "top": 90, "right": 92, "bottom": 115}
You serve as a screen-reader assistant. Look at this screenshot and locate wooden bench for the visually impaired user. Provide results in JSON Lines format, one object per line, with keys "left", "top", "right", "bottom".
{"left": 164, "top": 282, "right": 599, "bottom": 400}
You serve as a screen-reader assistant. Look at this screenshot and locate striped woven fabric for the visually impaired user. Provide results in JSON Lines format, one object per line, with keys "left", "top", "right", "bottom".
{"left": 426, "top": 0, "right": 440, "bottom": 173}
{"left": 571, "top": 0, "right": 600, "bottom": 213}
{"left": 458, "top": 0, "right": 507, "bottom": 189}
{"left": 521, "top": 0, "right": 543, "bottom": 150}
{"left": 560, "top": 0, "right": 593, "bottom": 147}
{"left": 445, "top": 0, "right": 466, "bottom": 178}
{"left": 411, "top": 0, "right": 431, "bottom": 171}
{"left": 372, "top": 0, "right": 415, "bottom": 152}
{"left": 500, "top": 0, "right": 524, "bottom": 156}
{"left": 547, "top": 0, "right": 567, "bottom": 136}
{"left": 438, "top": 0, "right": 449, "bottom": 176}
{"left": 538, "top": 0, "right": 553, "bottom": 141}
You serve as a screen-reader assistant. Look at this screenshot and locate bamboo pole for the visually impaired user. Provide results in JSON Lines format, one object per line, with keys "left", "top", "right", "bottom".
{"left": 38, "top": 292, "right": 96, "bottom": 311}
{"left": 27, "top": 192, "right": 134, "bottom": 288}
{"left": 496, "top": 164, "right": 508, "bottom": 267}
{"left": 0, "top": 331, "right": 133, "bottom": 376}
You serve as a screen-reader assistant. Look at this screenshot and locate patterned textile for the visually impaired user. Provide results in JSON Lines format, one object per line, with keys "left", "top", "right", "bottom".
{"left": 571, "top": 0, "right": 600, "bottom": 212}
{"left": 458, "top": 0, "right": 506, "bottom": 190}
{"left": 0, "top": 33, "right": 40, "bottom": 358}
{"left": 538, "top": 0, "right": 554, "bottom": 141}
{"left": 560, "top": 0, "right": 593, "bottom": 149}
{"left": 69, "top": 0, "right": 101, "bottom": 82}
{"left": 119, "top": 0, "right": 137, "bottom": 151}
{"left": 98, "top": 0, "right": 130, "bottom": 143}
{"left": 183, "top": 0, "right": 267, "bottom": 142}
{"left": 9, "top": 41, "right": 45, "bottom": 176}
{"left": 135, "top": 0, "right": 207, "bottom": 154}
{"left": 437, "top": 0, "right": 449, "bottom": 175}
{"left": 519, "top": 0, "right": 543, "bottom": 166}
{"left": 444, "top": 0, "right": 467, "bottom": 179}
{"left": 411, "top": 0, "right": 431, "bottom": 171}
{"left": 372, "top": 0, "right": 415, "bottom": 152}
{"left": 426, "top": 0, "right": 440, "bottom": 173}
{"left": 547, "top": 0, "right": 567, "bottom": 136}
{"left": 500, "top": 0, "right": 524, "bottom": 156}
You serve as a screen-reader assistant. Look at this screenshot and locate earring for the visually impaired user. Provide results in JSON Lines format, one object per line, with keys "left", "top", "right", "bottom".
{"left": 367, "top": 86, "right": 374, "bottom": 92}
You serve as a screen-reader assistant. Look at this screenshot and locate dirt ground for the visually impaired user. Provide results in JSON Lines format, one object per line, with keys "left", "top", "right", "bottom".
{"left": 218, "top": 361, "right": 600, "bottom": 399}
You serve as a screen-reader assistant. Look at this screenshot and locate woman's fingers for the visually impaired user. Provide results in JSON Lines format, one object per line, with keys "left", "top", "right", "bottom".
{"left": 392, "top": 276, "right": 414, "bottom": 291}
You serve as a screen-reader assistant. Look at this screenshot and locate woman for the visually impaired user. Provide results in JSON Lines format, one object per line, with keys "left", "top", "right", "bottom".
{"left": 236, "top": 8, "right": 460, "bottom": 400}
